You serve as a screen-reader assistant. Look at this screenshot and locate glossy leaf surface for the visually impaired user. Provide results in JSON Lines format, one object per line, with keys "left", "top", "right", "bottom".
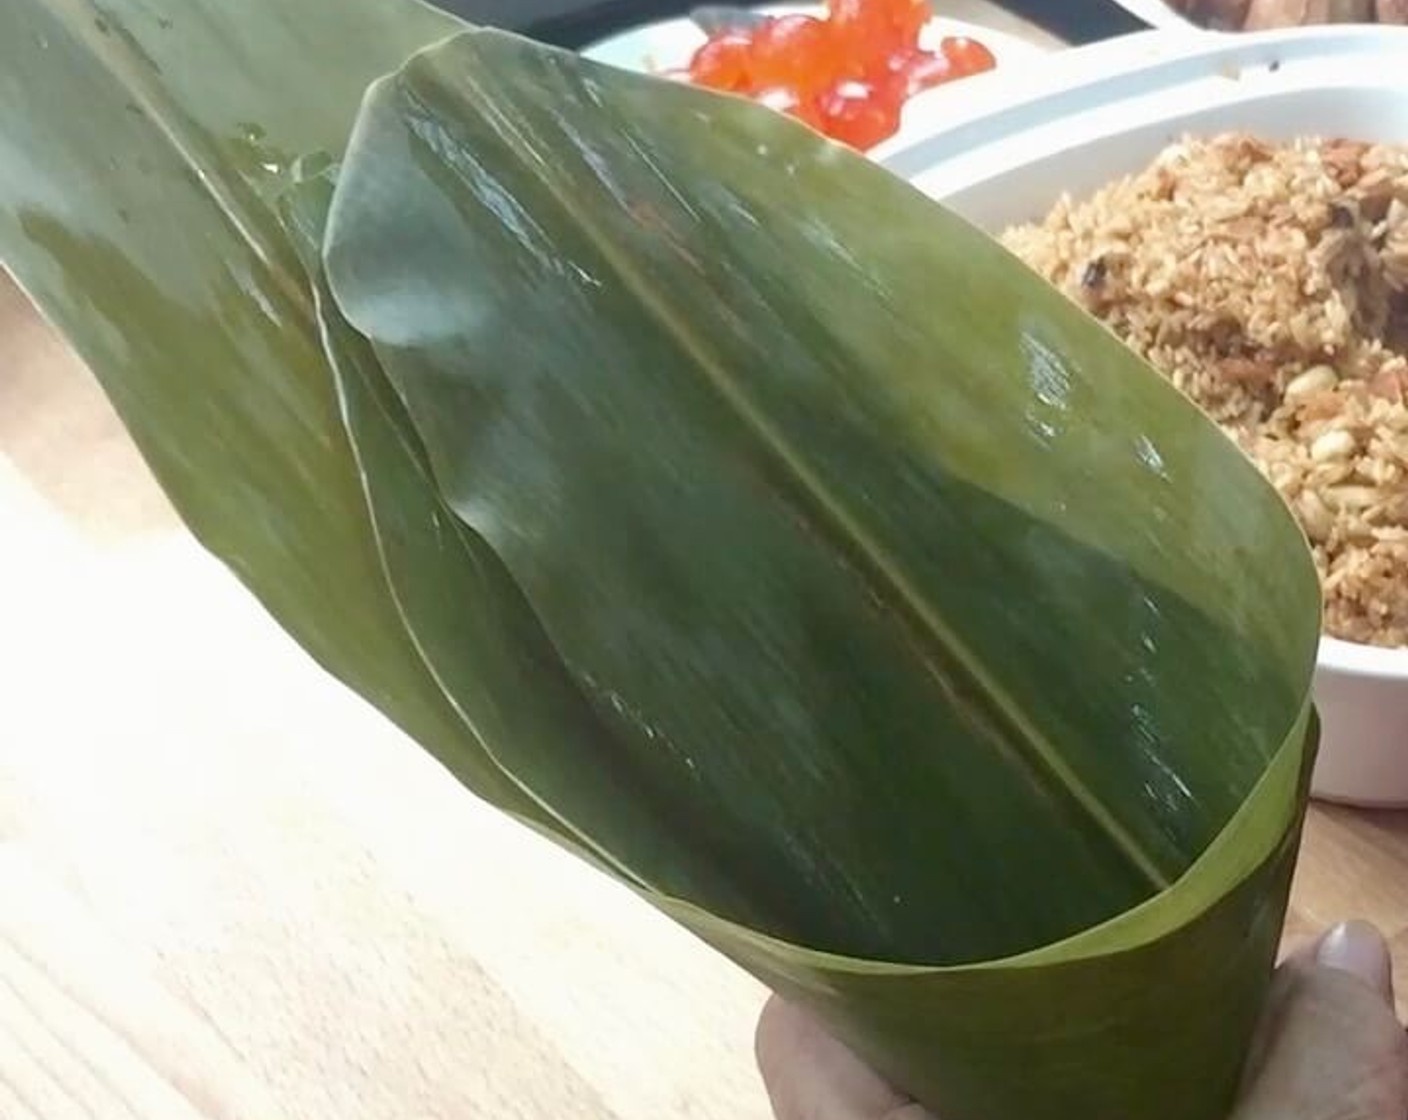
{"left": 279, "top": 167, "right": 750, "bottom": 902}
{"left": 326, "top": 28, "right": 1319, "bottom": 964}
{"left": 0, "top": 0, "right": 567, "bottom": 828}
{"left": 0, "top": 9, "right": 1324, "bottom": 1120}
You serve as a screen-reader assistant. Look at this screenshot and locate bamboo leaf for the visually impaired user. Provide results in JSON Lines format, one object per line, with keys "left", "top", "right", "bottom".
{"left": 325, "top": 27, "right": 1318, "bottom": 954}
{"left": 0, "top": 0, "right": 560, "bottom": 826}
{"left": 278, "top": 166, "right": 758, "bottom": 904}
{"left": 317, "top": 29, "right": 1321, "bottom": 1118}
{"left": 0, "top": 8, "right": 1324, "bottom": 1120}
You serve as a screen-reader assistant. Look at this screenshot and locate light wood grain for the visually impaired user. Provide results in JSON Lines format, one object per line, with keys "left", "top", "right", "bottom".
{"left": 1288, "top": 807, "right": 1408, "bottom": 1015}
{"left": 1, "top": 7, "right": 1404, "bottom": 1110}
{"left": 9, "top": 265, "right": 1408, "bottom": 1120}
{"left": 0, "top": 270, "right": 770, "bottom": 1119}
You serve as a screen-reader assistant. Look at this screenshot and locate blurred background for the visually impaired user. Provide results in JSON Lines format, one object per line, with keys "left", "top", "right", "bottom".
{"left": 433, "top": 0, "right": 1148, "bottom": 49}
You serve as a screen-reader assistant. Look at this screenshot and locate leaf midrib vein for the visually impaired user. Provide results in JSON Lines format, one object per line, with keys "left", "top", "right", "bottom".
{"left": 444, "top": 40, "right": 1171, "bottom": 892}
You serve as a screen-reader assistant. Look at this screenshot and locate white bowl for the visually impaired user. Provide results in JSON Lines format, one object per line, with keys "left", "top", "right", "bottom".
{"left": 878, "top": 24, "right": 1408, "bottom": 805}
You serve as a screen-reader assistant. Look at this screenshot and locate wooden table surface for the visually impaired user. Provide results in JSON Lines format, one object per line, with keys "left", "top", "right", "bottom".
{"left": 0, "top": 9, "right": 1405, "bottom": 1116}
{"left": 0, "top": 266, "right": 774, "bottom": 1120}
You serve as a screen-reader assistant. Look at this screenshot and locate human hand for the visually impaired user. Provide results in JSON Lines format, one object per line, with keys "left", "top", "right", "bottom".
{"left": 755, "top": 921, "right": 1408, "bottom": 1120}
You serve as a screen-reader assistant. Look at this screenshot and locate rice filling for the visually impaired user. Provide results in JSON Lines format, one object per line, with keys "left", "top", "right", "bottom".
{"left": 1001, "top": 133, "right": 1408, "bottom": 649}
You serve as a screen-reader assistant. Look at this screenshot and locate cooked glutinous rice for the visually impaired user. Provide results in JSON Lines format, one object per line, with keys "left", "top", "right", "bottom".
{"left": 1001, "top": 133, "right": 1408, "bottom": 650}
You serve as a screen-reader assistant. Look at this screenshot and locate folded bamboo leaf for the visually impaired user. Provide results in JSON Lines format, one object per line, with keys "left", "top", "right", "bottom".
{"left": 0, "top": 4, "right": 1323, "bottom": 1119}
{"left": 319, "top": 28, "right": 1321, "bottom": 1119}
{"left": 0, "top": 0, "right": 574, "bottom": 835}
{"left": 277, "top": 165, "right": 757, "bottom": 906}
{"left": 325, "top": 29, "right": 1317, "bottom": 955}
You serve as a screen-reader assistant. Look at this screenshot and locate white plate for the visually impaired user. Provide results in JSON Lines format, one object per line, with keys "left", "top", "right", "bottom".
{"left": 581, "top": 4, "right": 1048, "bottom": 83}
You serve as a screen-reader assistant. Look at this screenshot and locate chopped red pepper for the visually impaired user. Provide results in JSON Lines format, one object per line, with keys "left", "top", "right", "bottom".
{"left": 682, "top": 0, "right": 998, "bottom": 151}
{"left": 940, "top": 35, "right": 997, "bottom": 77}
{"left": 818, "top": 79, "right": 903, "bottom": 151}
{"left": 898, "top": 48, "right": 952, "bottom": 94}
{"left": 750, "top": 14, "right": 839, "bottom": 92}
{"left": 686, "top": 32, "right": 754, "bottom": 92}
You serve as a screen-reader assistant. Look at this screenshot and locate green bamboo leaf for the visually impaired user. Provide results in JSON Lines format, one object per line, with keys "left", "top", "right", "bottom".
{"left": 317, "top": 29, "right": 1321, "bottom": 1118}
{"left": 277, "top": 165, "right": 759, "bottom": 906}
{"left": 325, "top": 28, "right": 1317, "bottom": 953}
{"left": 0, "top": 0, "right": 561, "bottom": 827}
{"left": 666, "top": 721, "right": 1314, "bottom": 1120}
{"left": 0, "top": 4, "right": 1325, "bottom": 1118}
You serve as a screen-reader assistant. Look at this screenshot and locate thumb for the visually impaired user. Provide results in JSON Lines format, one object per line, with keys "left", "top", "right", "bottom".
{"left": 1235, "top": 921, "right": 1408, "bottom": 1120}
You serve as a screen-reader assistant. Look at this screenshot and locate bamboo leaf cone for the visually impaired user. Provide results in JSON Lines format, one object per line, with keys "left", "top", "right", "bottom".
{"left": 0, "top": 4, "right": 1322, "bottom": 1118}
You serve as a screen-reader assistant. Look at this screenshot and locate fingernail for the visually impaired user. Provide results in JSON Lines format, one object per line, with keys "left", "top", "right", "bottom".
{"left": 1316, "top": 920, "right": 1393, "bottom": 997}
